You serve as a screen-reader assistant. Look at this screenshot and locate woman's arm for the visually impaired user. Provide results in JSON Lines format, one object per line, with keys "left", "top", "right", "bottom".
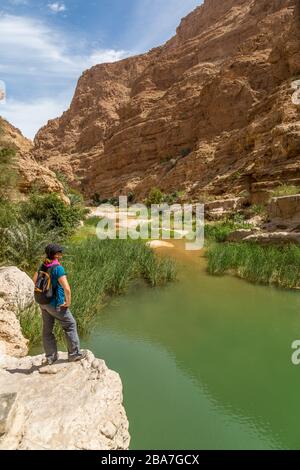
{"left": 33, "top": 272, "right": 38, "bottom": 284}
{"left": 58, "top": 275, "right": 71, "bottom": 307}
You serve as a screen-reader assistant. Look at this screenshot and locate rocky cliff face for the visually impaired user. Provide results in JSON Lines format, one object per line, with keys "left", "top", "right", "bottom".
{"left": 0, "top": 117, "right": 66, "bottom": 200}
{"left": 33, "top": 0, "right": 300, "bottom": 203}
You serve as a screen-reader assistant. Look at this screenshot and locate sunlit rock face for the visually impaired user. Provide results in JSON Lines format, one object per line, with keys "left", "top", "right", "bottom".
{"left": 0, "top": 267, "right": 34, "bottom": 358}
{"left": 33, "top": 0, "right": 300, "bottom": 202}
{"left": 0, "top": 117, "right": 67, "bottom": 201}
{"left": 0, "top": 351, "right": 130, "bottom": 450}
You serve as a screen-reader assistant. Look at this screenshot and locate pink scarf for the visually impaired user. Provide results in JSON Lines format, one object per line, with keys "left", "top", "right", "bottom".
{"left": 44, "top": 259, "right": 61, "bottom": 268}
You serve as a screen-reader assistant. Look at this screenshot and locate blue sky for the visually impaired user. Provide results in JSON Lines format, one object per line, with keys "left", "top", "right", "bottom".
{"left": 0, "top": 0, "right": 202, "bottom": 139}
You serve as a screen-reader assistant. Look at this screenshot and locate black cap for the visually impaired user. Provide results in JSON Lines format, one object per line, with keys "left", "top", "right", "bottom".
{"left": 45, "top": 243, "right": 64, "bottom": 260}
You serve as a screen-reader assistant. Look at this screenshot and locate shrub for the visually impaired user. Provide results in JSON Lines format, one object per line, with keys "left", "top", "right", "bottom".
{"left": 91, "top": 193, "right": 104, "bottom": 206}
{"left": 164, "top": 192, "right": 180, "bottom": 205}
{"left": 54, "top": 170, "right": 69, "bottom": 194}
{"left": 108, "top": 197, "right": 119, "bottom": 207}
{"left": 145, "top": 188, "right": 165, "bottom": 206}
{"left": 68, "top": 188, "right": 84, "bottom": 207}
{"left": 127, "top": 192, "right": 135, "bottom": 203}
{"left": 251, "top": 204, "right": 265, "bottom": 215}
{"left": 1, "top": 220, "right": 61, "bottom": 272}
{"left": 0, "top": 199, "right": 18, "bottom": 228}
{"left": 180, "top": 148, "right": 191, "bottom": 158}
{"left": 205, "top": 218, "right": 252, "bottom": 243}
{"left": 22, "top": 193, "right": 85, "bottom": 237}
{"left": 0, "top": 147, "right": 19, "bottom": 199}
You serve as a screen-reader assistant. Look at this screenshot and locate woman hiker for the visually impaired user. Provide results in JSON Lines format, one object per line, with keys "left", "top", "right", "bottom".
{"left": 33, "top": 243, "right": 87, "bottom": 365}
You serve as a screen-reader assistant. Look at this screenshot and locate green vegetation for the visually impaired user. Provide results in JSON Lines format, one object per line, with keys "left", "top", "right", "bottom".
{"left": 231, "top": 170, "right": 242, "bottom": 181}
{"left": 250, "top": 204, "right": 266, "bottom": 216}
{"left": 3, "top": 220, "right": 61, "bottom": 272}
{"left": 180, "top": 148, "right": 191, "bottom": 158}
{"left": 22, "top": 193, "right": 86, "bottom": 237}
{"left": 207, "top": 242, "right": 300, "bottom": 289}
{"left": 0, "top": 185, "right": 86, "bottom": 271}
{"left": 145, "top": 187, "right": 183, "bottom": 207}
{"left": 69, "top": 215, "right": 102, "bottom": 242}
{"left": 246, "top": 204, "right": 268, "bottom": 222}
{"left": 91, "top": 193, "right": 136, "bottom": 207}
{"left": 0, "top": 147, "right": 19, "bottom": 199}
{"left": 145, "top": 187, "right": 165, "bottom": 205}
{"left": 271, "top": 184, "right": 300, "bottom": 198}
{"left": 205, "top": 217, "right": 252, "bottom": 243}
{"left": 72, "top": 239, "right": 174, "bottom": 327}
{"left": 22, "top": 235, "right": 177, "bottom": 346}
{"left": 91, "top": 193, "right": 105, "bottom": 206}
{"left": 127, "top": 192, "right": 135, "bottom": 203}
{"left": 18, "top": 304, "right": 43, "bottom": 347}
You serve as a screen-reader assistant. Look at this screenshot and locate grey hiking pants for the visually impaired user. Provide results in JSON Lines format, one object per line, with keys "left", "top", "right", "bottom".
{"left": 41, "top": 304, "right": 80, "bottom": 358}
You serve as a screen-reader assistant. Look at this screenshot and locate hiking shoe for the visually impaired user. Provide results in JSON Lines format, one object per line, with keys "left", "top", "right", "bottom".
{"left": 68, "top": 350, "right": 88, "bottom": 362}
{"left": 46, "top": 354, "right": 58, "bottom": 366}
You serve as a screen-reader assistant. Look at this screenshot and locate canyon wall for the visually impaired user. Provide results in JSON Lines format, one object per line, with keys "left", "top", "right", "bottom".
{"left": 0, "top": 117, "right": 66, "bottom": 200}
{"left": 33, "top": 0, "right": 300, "bottom": 203}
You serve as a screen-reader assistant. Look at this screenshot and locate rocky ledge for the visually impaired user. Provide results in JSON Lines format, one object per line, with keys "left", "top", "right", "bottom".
{"left": 0, "top": 350, "right": 130, "bottom": 450}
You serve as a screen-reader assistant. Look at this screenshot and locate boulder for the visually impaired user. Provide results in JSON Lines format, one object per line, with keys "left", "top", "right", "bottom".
{"left": 0, "top": 267, "right": 34, "bottom": 311}
{"left": 0, "top": 267, "right": 34, "bottom": 357}
{"left": 268, "top": 195, "right": 300, "bottom": 223}
{"left": 0, "top": 350, "right": 130, "bottom": 450}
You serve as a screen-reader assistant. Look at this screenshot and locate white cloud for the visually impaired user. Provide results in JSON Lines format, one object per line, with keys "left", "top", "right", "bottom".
{"left": 89, "top": 49, "right": 128, "bottom": 65}
{"left": 0, "top": 13, "right": 130, "bottom": 137}
{"left": 48, "top": 2, "right": 66, "bottom": 13}
{"left": 0, "top": 2, "right": 203, "bottom": 138}
{"left": 0, "top": 14, "right": 129, "bottom": 77}
{"left": 1, "top": 96, "right": 71, "bottom": 139}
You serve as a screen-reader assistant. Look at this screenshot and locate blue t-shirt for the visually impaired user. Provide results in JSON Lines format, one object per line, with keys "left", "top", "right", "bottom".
{"left": 50, "top": 265, "right": 66, "bottom": 307}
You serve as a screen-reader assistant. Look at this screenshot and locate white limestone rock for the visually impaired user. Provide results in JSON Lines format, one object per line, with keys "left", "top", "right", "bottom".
{"left": 0, "top": 350, "right": 130, "bottom": 450}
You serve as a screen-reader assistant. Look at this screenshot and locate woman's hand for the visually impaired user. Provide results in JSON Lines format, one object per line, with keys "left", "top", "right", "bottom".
{"left": 60, "top": 301, "right": 71, "bottom": 308}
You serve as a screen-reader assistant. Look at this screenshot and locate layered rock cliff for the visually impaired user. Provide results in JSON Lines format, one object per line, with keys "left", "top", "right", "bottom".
{"left": 0, "top": 117, "right": 66, "bottom": 200}
{"left": 33, "top": 0, "right": 300, "bottom": 203}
